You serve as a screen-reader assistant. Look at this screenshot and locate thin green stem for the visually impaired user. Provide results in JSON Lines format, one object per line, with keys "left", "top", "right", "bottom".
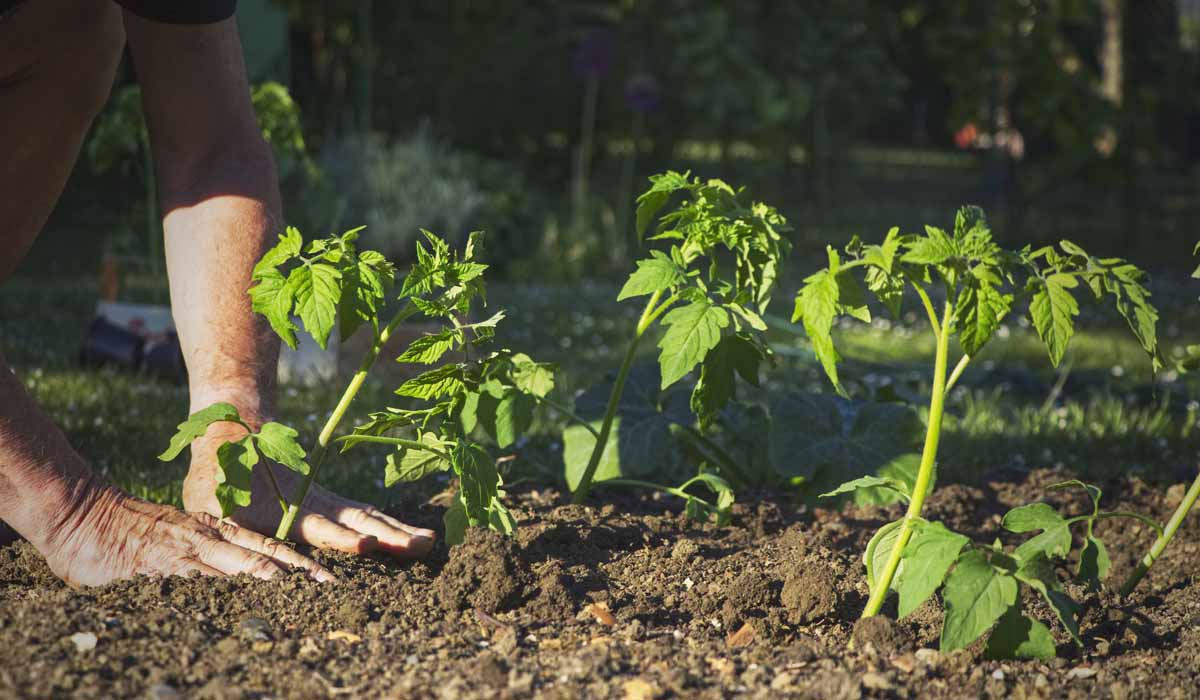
{"left": 944, "top": 355, "right": 971, "bottom": 395}
{"left": 333, "top": 434, "right": 454, "bottom": 460}
{"left": 669, "top": 423, "right": 751, "bottom": 486}
{"left": 571, "top": 290, "right": 671, "bottom": 504}
{"left": 1065, "top": 511, "right": 1163, "bottom": 536}
{"left": 274, "top": 301, "right": 419, "bottom": 540}
{"left": 597, "top": 477, "right": 717, "bottom": 510}
{"left": 536, "top": 395, "right": 600, "bottom": 439}
{"left": 910, "top": 282, "right": 942, "bottom": 336}
{"left": 1119, "top": 467, "right": 1200, "bottom": 597}
{"left": 861, "top": 302, "right": 954, "bottom": 619}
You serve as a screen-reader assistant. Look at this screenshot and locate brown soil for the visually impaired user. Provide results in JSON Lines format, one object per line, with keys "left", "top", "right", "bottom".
{"left": 1, "top": 468, "right": 1198, "bottom": 699}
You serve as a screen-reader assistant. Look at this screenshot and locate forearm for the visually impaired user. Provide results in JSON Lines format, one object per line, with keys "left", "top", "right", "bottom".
{"left": 0, "top": 350, "right": 107, "bottom": 553}
{"left": 161, "top": 137, "right": 282, "bottom": 423}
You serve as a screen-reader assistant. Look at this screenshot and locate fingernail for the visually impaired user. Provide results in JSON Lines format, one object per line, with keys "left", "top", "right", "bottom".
{"left": 357, "top": 535, "right": 379, "bottom": 554}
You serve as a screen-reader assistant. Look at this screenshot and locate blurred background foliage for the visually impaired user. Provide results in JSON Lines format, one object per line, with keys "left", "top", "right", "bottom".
{"left": 45, "top": 0, "right": 1200, "bottom": 281}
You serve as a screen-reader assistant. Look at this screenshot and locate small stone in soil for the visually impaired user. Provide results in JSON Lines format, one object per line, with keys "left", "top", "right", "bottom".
{"left": 237, "top": 618, "right": 271, "bottom": 642}
{"left": 147, "top": 684, "right": 181, "bottom": 700}
{"left": 862, "top": 671, "right": 893, "bottom": 690}
{"left": 1066, "top": 667, "right": 1097, "bottom": 680}
{"left": 69, "top": 632, "right": 98, "bottom": 652}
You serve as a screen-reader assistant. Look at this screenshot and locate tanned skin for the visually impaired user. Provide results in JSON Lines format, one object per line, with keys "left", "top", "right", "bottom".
{"left": 0, "top": 0, "right": 434, "bottom": 586}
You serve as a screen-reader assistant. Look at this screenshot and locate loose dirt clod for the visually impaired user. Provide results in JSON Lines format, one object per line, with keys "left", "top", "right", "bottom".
{"left": 434, "top": 529, "right": 527, "bottom": 613}
{"left": 852, "top": 615, "right": 910, "bottom": 656}
{"left": 781, "top": 563, "right": 839, "bottom": 624}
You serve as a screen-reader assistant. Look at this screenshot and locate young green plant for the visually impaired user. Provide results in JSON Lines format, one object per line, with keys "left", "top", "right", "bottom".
{"left": 562, "top": 172, "right": 790, "bottom": 518}
{"left": 159, "top": 228, "right": 551, "bottom": 545}
{"left": 796, "top": 206, "right": 1162, "bottom": 621}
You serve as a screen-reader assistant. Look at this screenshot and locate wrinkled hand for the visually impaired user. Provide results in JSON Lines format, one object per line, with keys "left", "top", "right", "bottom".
{"left": 184, "top": 426, "right": 435, "bottom": 557}
{"left": 41, "top": 482, "right": 333, "bottom": 587}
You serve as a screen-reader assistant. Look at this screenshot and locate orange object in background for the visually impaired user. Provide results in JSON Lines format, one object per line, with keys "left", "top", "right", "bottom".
{"left": 100, "top": 254, "right": 120, "bottom": 302}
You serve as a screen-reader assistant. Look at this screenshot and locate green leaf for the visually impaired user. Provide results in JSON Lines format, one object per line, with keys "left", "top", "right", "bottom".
{"left": 254, "top": 226, "right": 303, "bottom": 276}
{"left": 865, "top": 267, "right": 904, "bottom": 318}
{"left": 443, "top": 500, "right": 468, "bottom": 546}
{"left": 985, "top": 606, "right": 1057, "bottom": 660}
{"left": 455, "top": 444, "right": 501, "bottom": 525}
{"left": 618, "top": 253, "right": 684, "bottom": 300}
{"left": 385, "top": 432, "right": 452, "bottom": 486}
{"left": 792, "top": 269, "right": 843, "bottom": 394}
{"left": 214, "top": 436, "right": 258, "bottom": 518}
{"left": 1003, "top": 503, "right": 1072, "bottom": 560}
{"left": 819, "top": 475, "right": 911, "bottom": 502}
{"left": 563, "top": 365, "right": 692, "bottom": 489}
{"left": 836, "top": 272, "right": 872, "bottom": 323}
{"left": 635, "top": 171, "right": 691, "bottom": 237}
{"left": 865, "top": 520, "right": 905, "bottom": 595}
{"left": 476, "top": 391, "right": 534, "bottom": 449}
{"left": 657, "top": 300, "right": 729, "bottom": 388}
{"left": 1077, "top": 535, "right": 1111, "bottom": 585}
{"left": 396, "top": 328, "right": 461, "bottom": 364}
{"left": 253, "top": 422, "right": 309, "bottom": 476}
{"left": 288, "top": 261, "right": 342, "bottom": 350}
{"left": 509, "top": 353, "right": 556, "bottom": 398}
{"left": 897, "top": 521, "right": 970, "bottom": 618}
{"left": 338, "top": 250, "right": 394, "bottom": 340}
{"left": 1014, "top": 553, "right": 1082, "bottom": 645}
{"left": 954, "top": 274, "right": 1012, "bottom": 356}
{"left": 940, "top": 550, "right": 1019, "bottom": 652}
{"left": 689, "top": 334, "right": 761, "bottom": 429}
{"left": 768, "top": 393, "right": 923, "bottom": 491}
{"left": 248, "top": 269, "right": 299, "bottom": 350}
{"left": 1030, "top": 274, "right": 1079, "bottom": 367}
{"left": 396, "top": 364, "right": 466, "bottom": 400}
{"left": 158, "top": 403, "right": 245, "bottom": 461}
{"left": 903, "top": 227, "right": 957, "bottom": 265}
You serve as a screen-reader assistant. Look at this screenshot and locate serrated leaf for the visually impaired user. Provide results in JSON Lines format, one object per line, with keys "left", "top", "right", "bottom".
{"left": 635, "top": 171, "right": 691, "bottom": 236}
{"left": 396, "top": 328, "right": 460, "bottom": 364}
{"left": 865, "top": 266, "right": 905, "bottom": 318}
{"left": 903, "top": 227, "right": 957, "bottom": 265}
{"left": 289, "top": 261, "right": 342, "bottom": 350}
{"left": 1004, "top": 503, "right": 1072, "bottom": 560}
{"left": 385, "top": 432, "right": 452, "bottom": 486}
{"left": 476, "top": 391, "right": 534, "bottom": 449}
{"left": 940, "top": 550, "right": 1019, "bottom": 652}
{"left": 253, "top": 421, "right": 309, "bottom": 475}
{"left": 455, "top": 444, "right": 501, "bottom": 525}
{"left": 248, "top": 269, "right": 299, "bottom": 349}
{"left": 836, "top": 272, "right": 872, "bottom": 323}
{"left": 657, "top": 300, "right": 729, "bottom": 388}
{"left": 819, "top": 475, "right": 911, "bottom": 502}
{"left": 339, "top": 251, "right": 394, "bottom": 340}
{"left": 897, "top": 521, "right": 969, "bottom": 618}
{"left": 1047, "top": 479, "right": 1103, "bottom": 516}
{"left": 214, "top": 436, "right": 258, "bottom": 517}
{"left": 618, "top": 253, "right": 684, "bottom": 300}
{"left": 159, "top": 403, "right": 245, "bottom": 461}
{"left": 1030, "top": 274, "right": 1079, "bottom": 367}
{"left": 792, "top": 270, "right": 843, "bottom": 394}
{"left": 254, "top": 227, "right": 303, "bottom": 276}
{"left": 396, "top": 364, "right": 466, "bottom": 400}
{"left": 690, "top": 334, "right": 761, "bottom": 429}
{"left": 509, "top": 353, "right": 556, "bottom": 398}
{"left": 985, "top": 606, "right": 1057, "bottom": 660}
{"left": 955, "top": 274, "right": 1012, "bottom": 356}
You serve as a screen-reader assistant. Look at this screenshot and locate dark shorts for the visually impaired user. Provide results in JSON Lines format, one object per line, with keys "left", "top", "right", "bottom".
{"left": 0, "top": 0, "right": 236, "bottom": 24}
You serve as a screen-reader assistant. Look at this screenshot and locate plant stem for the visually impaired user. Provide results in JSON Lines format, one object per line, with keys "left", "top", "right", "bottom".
{"left": 669, "top": 423, "right": 751, "bottom": 487}
{"left": 274, "top": 301, "right": 418, "bottom": 540}
{"left": 598, "top": 477, "right": 718, "bottom": 510}
{"left": 333, "top": 434, "right": 453, "bottom": 460}
{"left": 861, "top": 302, "right": 953, "bottom": 618}
{"left": 944, "top": 355, "right": 971, "bottom": 395}
{"left": 1119, "top": 466, "right": 1200, "bottom": 597}
{"left": 571, "top": 290, "right": 672, "bottom": 504}
{"left": 536, "top": 395, "right": 600, "bottom": 439}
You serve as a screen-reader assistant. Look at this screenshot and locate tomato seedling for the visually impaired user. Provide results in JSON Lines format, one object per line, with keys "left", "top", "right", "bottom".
{"left": 559, "top": 172, "right": 790, "bottom": 520}
{"left": 160, "top": 228, "right": 552, "bottom": 545}
{"left": 796, "top": 206, "right": 1162, "bottom": 625}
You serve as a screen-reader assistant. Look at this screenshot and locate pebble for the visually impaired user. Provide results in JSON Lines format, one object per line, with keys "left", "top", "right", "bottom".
{"left": 147, "top": 684, "right": 181, "bottom": 700}
{"left": 238, "top": 618, "right": 272, "bottom": 642}
{"left": 992, "top": 669, "right": 1005, "bottom": 680}
{"left": 914, "top": 648, "right": 939, "bottom": 665}
{"left": 770, "top": 672, "right": 796, "bottom": 691}
{"left": 69, "top": 632, "right": 98, "bottom": 653}
{"left": 890, "top": 654, "right": 916, "bottom": 673}
{"left": 623, "top": 678, "right": 661, "bottom": 700}
{"left": 1066, "top": 667, "right": 1097, "bottom": 680}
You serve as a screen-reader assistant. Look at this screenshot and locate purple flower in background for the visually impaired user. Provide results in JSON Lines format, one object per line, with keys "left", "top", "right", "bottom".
{"left": 624, "top": 73, "right": 661, "bottom": 115}
{"left": 574, "top": 29, "right": 612, "bottom": 79}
